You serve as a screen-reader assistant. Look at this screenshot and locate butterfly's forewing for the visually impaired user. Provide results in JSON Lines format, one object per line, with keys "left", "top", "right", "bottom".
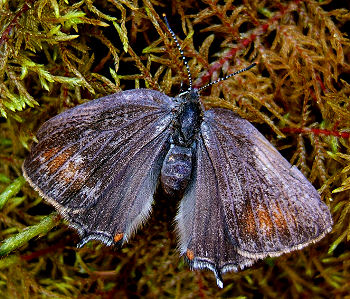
{"left": 200, "top": 108, "right": 332, "bottom": 258}
{"left": 176, "top": 107, "right": 332, "bottom": 287}
{"left": 23, "top": 89, "right": 175, "bottom": 246}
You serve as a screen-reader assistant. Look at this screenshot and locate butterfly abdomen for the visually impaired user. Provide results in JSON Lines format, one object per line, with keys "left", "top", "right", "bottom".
{"left": 160, "top": 145, "right": 193, "bottom": 195}
{"left": 160, "top": 91, "right": 202, "bottom": 196}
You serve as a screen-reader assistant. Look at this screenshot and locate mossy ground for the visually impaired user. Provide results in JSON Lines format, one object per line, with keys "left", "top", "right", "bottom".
{"left": 0, "top": 0, "right": 349, "bottom": 298}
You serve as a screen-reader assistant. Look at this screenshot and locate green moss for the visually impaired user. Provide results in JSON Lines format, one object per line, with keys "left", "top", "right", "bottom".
{"left": 1, "top": 0, "right": 349, "bottom": 297}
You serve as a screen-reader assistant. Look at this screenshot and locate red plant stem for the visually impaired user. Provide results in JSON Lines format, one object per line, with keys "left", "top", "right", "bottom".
{"left": 281, "top": 127, "right": 350, "bottom": 139}
{"left": 0, "top": 1, "right": 34, "bottom": 46}
{"left": 194, "top": 1, "right": 301, "bottom": 88}
{"left": 21, "top": 239, "right": 67, "bottom": 261}
{"left": 193, "top": 0, "right": 319, "bottom": 90}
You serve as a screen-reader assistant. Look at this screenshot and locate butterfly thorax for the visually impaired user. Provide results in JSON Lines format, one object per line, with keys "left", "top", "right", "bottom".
{"left": 172, "top": 89, "right": 202, "bottom": 147}
{"left": 160, "top": 89, "right": 202, "bottom": 196}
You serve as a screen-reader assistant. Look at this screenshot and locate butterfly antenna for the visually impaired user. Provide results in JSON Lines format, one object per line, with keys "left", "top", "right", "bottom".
{"left": 163, "top": 14, "right": 193, "bottom": 90}
{"left": 198, "top": 62, "right": 257, "bottom": 92}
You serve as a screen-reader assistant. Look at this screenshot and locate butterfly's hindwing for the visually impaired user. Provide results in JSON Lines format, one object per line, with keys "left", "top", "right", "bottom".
{"left": 176, "top": 135, "right": 258, "bottom": 288}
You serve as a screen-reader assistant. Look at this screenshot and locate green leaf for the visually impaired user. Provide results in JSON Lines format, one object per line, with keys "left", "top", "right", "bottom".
{"left": 0, "top": 213, "right": 59, "bottom": 256}
{"left": 0, "top": 177, "right": 26, "bottom": 210}
{"left": 113, "top": 21, "right": 129, "bottom": 53}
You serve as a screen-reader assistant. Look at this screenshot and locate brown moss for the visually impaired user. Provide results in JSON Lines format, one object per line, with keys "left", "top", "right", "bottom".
{"left": 1, "top": 0, "right": 349, "bottom": 297}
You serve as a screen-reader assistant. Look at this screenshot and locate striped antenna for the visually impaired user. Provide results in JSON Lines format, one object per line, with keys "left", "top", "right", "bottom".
{"left": 163, "top": 14, "right": 193, "bottom": 90}
{"left": 198, "top": 62, "right": 257, "bottom": 92}
{"left": 163, "top": 14, "right": 257, "bottom": 92}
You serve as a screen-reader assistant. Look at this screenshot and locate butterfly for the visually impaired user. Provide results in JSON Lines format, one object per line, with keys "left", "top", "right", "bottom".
{"left": 22, "top": 17, "right": 332, "bottom": 288}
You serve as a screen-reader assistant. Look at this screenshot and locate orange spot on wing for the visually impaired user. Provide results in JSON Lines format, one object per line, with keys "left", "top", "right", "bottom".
{"left": 242, "top": 202, "right": 291, "bottom": 239}
{"left": 186, "top": 249, "right": 194, "bottom": 261}
{"left": 241, "top": 204, "right": 274, "bottom": 237}
{"left": 45, "top": 146, "right": 86, "bottom": 190}
{"left": 61, "top": 160, "right": 82, "bottom": 183}
{"left": 271, "top": 203, "right": 291, "bottom": 236}
{"left": 114, "top": 233, "right": 124, "bottom": 243}
{"left": 47, "top": 147, "right": 74, "bottom": 174}
{"left": 242, "top": 206, "right": 257, "bottom": 235}
{"left": 257, "top": 208, "right": 273, "bottom": 236}
{"left": 41, "top": 146, "right": 61, "bottom": 161}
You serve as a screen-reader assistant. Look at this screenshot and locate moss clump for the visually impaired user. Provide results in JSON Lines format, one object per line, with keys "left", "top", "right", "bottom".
{"left": 1, "top": 0, "right": 349, "bottom": 297}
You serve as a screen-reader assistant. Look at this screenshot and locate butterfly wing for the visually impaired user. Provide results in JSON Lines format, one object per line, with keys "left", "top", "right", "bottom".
{"left": 176, "top": 107, "right": 332, "bottom": 287}
{"left": 23, "top": 89, "right": 175, "bottom": 246}
{"left": 176, "top": 136, "right": 258, "bottom": 288}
